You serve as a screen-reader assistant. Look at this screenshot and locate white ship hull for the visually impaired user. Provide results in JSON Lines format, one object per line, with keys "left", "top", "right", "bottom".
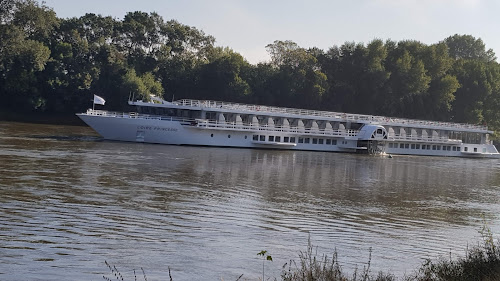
{"left": 77, "top": 113, "right": 359, "bottom": 153}
{"left": 77, "top": 110, "right": 499, "bottom": 158}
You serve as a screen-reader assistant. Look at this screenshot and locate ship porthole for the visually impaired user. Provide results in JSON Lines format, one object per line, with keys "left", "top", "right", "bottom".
{"left": 228, "top": 135, "right": 231, "bottom": 138}
{"left": 211, "top": 134, "right": 214, "bottom": 137}
{"left": 245, "top": 136, "right": 247, "bottom": 139}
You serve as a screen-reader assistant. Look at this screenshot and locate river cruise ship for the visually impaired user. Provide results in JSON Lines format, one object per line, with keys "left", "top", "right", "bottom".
{"left": 77, "top": 98, "right": 499, "bottom": 158}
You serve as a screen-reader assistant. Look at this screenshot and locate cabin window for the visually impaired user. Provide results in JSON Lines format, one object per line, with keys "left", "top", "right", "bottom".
{"left": 305, "top": 138, "right": 310, "bottom": 144}
{"left": 269, "top": 136, "right": 274, "bottom": 142}
{"left": 447, "top": 146, "right": 451, "bottom": 151}
{"left": 319, "top": 139, "right": 324, "bottom": 145}
{"left": 211, "top": 134, "right": 214, "bottom": 137}
{"left": 377, "top": 129, "right": 383, "bottom": 134}
{"left": 298, "top": 137, "right": 304, "bottom": 143}
{"left": 421, "top": 145, "right": 426, "bottom": 150}
{"left": 400, "top": 143, "right": 404, "bottom": 149}
{"left": 483, "top": 148, "right": 487, "bottom": 153}
{"left": 260, "top": 135, "right": 265, "bottom": 141}
{"left": 416, "top": 144, "right": 420, "bottom": 149}
{"left": 432, "top": 145, "right": 436, "bottom": 150}
{"left": 326, "top": 139, "right": 332, "bottom": 145}
{"left": 253, "top": 135, "right": 258, "bottom": 141}
{"left": 474, "top": 147, "right": 478, "bottom": 152}
{"left": 331, "top": 139, "right": 337, "bottom": 145}
{"left": 405, "top": 144, "right": 409, "bottom": 149}
{"left": 275, "top": 136, "right": 281, "bottom": 142}
{"left": 464, "top": 147, "right": 468, "bottom": 152}
{"left": 452, "top": 146, "right": 456, "bottom": 151}
{"left": 437, "top": 145, "right": 441, "bottom": 150}
{"left": 245, "top": 136, "right": 248, "bottom": 139}
{"left": 411, "top": 144, "right": 416, "bottom": 149}
{"left": 228, "top": 135, "right": 231, "bottom": 138}
{"left": 312, "top": 138, "right": 318, "bottom": 144}
{"left": 284, "top": 137, "right": 289, "bottom": 143}
{"left": 290, "top": 137, "right": 296, "bottom": 143}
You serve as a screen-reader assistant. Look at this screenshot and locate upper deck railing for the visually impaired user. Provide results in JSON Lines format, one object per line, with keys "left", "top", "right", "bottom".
{"left": 173, "top": 99, "right": 489, "bottom": 132}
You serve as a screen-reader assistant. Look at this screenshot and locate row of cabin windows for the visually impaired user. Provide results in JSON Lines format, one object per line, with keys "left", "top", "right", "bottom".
{"left": 298, "top": 137, "right": 337, "bottom": 145}
{"left": 389, "top": 143, "right": 460, "bottom": 151}
{"left": 252, "top": 135, "right": 338, "bottom": 145}
{"left": 253, "top": 135, "right": 295, "bottom": 143}
{"left": 210, "top": 133, "right": 482, "bottom": 153}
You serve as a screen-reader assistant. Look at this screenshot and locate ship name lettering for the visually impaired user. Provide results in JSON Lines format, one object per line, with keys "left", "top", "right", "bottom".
{"left": 137, "top": 125, "right": 178, "bottom": 132}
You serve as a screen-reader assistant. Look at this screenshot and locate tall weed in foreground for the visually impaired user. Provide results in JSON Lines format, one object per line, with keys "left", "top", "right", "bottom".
{"left": 406, "top": 224, "right": 500, "bottom": 281}
{"left": 103, "top": 261, "right": 173, "bottom": 281}
{"left": 280, "top": 237, "right": 395, "bottom": 281}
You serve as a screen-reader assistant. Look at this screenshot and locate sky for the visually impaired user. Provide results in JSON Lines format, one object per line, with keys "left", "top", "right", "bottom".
{"left": 43, "top": 0, "right": 500, "bottom": 64}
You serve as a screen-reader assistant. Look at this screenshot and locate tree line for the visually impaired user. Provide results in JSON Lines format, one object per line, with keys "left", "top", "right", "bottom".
{"left": 1, "top": 0, "right": 499, "bottom": 138}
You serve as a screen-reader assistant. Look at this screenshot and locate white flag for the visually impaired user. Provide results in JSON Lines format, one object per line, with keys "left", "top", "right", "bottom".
{"left": 93, "top": 94, "right": 105, "bottom": 105}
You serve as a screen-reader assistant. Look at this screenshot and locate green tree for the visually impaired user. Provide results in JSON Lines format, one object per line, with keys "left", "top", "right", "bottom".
{"left": 417, "top": 43, "right": 458, "bottom": 120}
{"left": 482, "top": 63, "right": 500, "bottom": 137}
{"left": 445, "top": 34, "right": 496, "bottom": 62}
{"left": 0, "top": 0, "right": 18, "bottom": 23}
{"left": 244, "top": 62, "right": 278, "bottom": 105}
{"left": 451, "top": 60, "right": 494, "bottom": 124}
{"left": 196, "top": 47, "right": 251, "bottom": 102}
{"left": 383, "top": 41, "right": 431, "bottom": 117}
{"left": 12, "top": 0, "right": 59, "bottom": 43}
{"left": 0, "top": 0, "right": 56, "bottom": 111}
{"left": 265, "top": 40, "right": 328, "bottom": 109}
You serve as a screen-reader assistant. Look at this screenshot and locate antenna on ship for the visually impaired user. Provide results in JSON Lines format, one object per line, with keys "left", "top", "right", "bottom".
{"left": 172, "top": 94, "right": 174, "bottom": 102}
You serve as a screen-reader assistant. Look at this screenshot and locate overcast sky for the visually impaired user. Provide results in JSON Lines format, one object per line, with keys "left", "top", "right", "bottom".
{"left": 44, "top": 0, "right": 500, "bottom": 64}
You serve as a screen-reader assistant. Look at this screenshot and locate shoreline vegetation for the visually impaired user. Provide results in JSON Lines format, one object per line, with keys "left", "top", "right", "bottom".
{"left": 104, "top": 232, "right": 500, "bottom": 281}
{"left": 0, "top": 110, "right": 85, "bottom": 126}
{"left": 1, "top": 0, "right": 500, "bottom": 142}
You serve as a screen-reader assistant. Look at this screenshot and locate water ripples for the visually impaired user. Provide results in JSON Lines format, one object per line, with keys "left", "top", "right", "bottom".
{"left": 0, "top": 121, "right": 499, "bottom": 280}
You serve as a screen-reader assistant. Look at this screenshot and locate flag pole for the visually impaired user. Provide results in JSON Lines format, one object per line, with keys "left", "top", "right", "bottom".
{"left": 92, "top": 95, "right": 95, "bottom": 111}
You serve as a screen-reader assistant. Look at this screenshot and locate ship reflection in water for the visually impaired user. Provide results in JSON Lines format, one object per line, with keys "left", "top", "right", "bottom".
{"left": 0, "top": 121, "right": 499, "bottom": 280}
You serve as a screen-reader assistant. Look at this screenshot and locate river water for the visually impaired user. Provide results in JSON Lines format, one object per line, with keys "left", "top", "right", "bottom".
{"left": 0, "top": 121, "right": 499, "bottom": 280}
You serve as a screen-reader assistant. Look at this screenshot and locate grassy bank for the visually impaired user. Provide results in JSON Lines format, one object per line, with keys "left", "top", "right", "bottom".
{"left": 280, "top": 234, "right": 500, "bottom": 281}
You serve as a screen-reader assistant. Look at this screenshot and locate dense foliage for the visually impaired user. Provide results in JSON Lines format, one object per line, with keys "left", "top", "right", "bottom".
{"left": 1, "top": 0, "right": 499, "bottom": 137}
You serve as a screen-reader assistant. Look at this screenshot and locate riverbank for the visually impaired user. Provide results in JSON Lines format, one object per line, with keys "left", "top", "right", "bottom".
{"left": 278, "top": 235, "right": 500, "bottom": 281}
{"left": 103, "top": 235, "right": 500, "bottom": 281}
{"left": 0, "top": 111, "right": 85, "bottom": 126}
